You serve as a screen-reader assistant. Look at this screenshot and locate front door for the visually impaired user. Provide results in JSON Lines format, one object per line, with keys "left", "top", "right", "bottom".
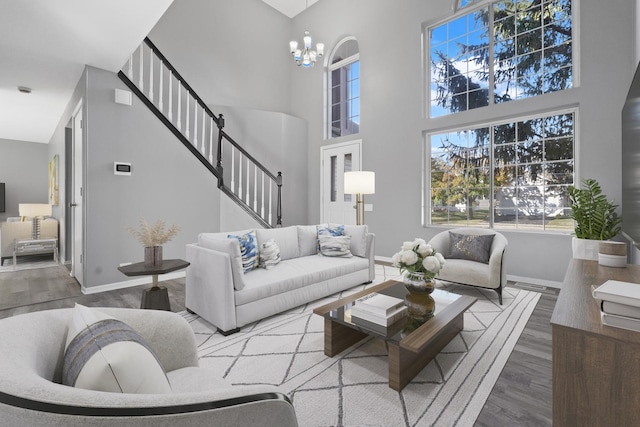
{"left": 320, "top": 140, "right": 362, "bottom": 225}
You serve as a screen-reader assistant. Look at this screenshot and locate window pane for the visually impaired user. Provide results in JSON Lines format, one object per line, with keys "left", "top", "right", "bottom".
{"left": 430, "top": 111, "right": 574, "bottom": 231}
{"left": 329, "top": 39, "right": 359, "bottom": 138}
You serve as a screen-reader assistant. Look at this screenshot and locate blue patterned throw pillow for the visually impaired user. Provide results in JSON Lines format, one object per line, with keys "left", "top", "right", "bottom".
{"left": 317, "top": 224, "right": 345, "bottom": 237}
{"left": 228, "top": 230, "right": 258, "bottom": 273}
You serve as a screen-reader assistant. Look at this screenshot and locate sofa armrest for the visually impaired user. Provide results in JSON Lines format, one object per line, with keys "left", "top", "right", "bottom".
{"left": 365, "top": 233, "right": 376, "bottom": 281}
{"left": 185, "top": 243, "right": 238, "bottom": 332}
{"left": 487, "top": 234, "right": 508, "bottom": 288}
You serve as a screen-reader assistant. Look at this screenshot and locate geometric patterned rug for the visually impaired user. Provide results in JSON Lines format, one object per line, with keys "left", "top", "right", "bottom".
{"left": 180, "top": 266, "right": 540, "bottom": 427}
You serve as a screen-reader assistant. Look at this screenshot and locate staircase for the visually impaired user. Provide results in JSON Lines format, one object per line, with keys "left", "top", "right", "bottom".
{"left": 118, "top": 38, "right": 282, "bottom": 228}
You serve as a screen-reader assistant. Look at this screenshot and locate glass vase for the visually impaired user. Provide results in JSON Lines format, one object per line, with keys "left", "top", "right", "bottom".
{"left": 403, "top": 271, "right": 435, "bottom": 323}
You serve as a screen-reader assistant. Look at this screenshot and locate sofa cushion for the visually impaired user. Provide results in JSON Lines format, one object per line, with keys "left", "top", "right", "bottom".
{"left": 318, "top": 224, "right": 345, "bottom": 237}
{"left": 62, "top": 304, "right": 171, "bottom": 394}
{"left": 319, "top": 235, "right": 353, "bottom": 257}
{"left": 228, "top": 230, "right": 259, "bottom": 272}
{"left": 438, "top": 258, "right": 495, "bottom": 288}
{"left": 448, "top": 231, "right": 495, "bottom": 264}
{"left": 236, "top": 255, "right": 370, "bottom": 305}
{"left": 259, "top": 238, "right": 281, "bottom": 270}
{"left": 297, "top": 225, "right": 319, "bottom": 256}
{"left": 199, "top": 234, "right": 246, "bottom": 291}
{"left": 342, "top": 224, "right": 368, "bottom": 258}
{"left": 256, "top": 227, "right": 299, "bottom": 260}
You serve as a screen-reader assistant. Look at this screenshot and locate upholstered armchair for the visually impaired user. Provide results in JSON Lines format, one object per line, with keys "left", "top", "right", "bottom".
{"left": 428, "top": 228, "right": 508, "bottom": 304}
{"left": 0, "top": 307, "right": 298, "bottom": 426}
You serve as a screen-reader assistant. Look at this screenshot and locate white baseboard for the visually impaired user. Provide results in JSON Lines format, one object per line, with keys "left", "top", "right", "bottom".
{"left": 507, "top": 275, "right": 562, "bottom": 289}
{"left": 81, "top": 271, "right": 186, "bottom": 295}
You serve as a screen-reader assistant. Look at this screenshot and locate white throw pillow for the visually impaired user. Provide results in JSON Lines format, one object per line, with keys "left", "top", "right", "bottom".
{"left": 259, "top": 238, "right": 281, "bottom": 269}
{"left": 319, "top": 235, "right": 353, "bottom": 257}
{"left": 255, "top": 226, "right": 299, "bottom": 260}
{"left": 62, "top": 304, "right": 172, "bottom": 394}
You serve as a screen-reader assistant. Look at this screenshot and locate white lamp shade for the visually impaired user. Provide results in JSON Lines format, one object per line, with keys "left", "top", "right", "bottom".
{"left": 19, "top": 203, "right": 52, "bottom": 217}
{"left": 344, "top": 171, "right": 375, "bottom": 195}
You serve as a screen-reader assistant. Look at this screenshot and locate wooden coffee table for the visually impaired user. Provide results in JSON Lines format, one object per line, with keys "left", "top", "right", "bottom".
{"left": 313, "top": 280, "right": 476, "bottom": 391}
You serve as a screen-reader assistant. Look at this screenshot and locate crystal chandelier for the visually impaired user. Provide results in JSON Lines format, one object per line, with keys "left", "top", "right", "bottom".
{"left": 289, "top": 1, "right": 324, "bottom": 67}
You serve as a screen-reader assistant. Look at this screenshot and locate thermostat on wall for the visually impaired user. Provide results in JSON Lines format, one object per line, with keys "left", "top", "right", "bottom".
{"left": 114, "top": 162, "right": 132, "bottom": 176}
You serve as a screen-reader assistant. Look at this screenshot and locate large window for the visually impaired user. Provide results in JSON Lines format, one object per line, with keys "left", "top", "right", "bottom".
{"left": 328, "top": 38, "right": 360, "bottom": 138}
{"left": 430, "top": 110, "right": 575, "bottom": 231}
{"left": 429, "top": 0, "right": 573, "bottom": 117}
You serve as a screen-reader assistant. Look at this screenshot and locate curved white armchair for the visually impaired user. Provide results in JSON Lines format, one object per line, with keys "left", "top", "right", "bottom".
{"left": 428, "top": 228, "right": 508, "bottom": 304}
{"left": 0, "top": 308, "right": 298, "bottom": 426}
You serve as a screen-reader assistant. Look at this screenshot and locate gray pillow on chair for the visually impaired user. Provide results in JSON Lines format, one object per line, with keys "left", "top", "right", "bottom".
{"left": 448, "top": 232, "right": 495, "bottom": 264}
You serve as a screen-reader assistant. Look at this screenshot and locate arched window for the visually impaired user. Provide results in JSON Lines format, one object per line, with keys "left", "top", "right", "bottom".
{"left": 328, "top": 38, "right": 359, "bottom": 138}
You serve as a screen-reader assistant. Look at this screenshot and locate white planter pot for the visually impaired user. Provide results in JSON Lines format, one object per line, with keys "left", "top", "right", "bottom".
{"left": 571, "top": 237, "right": 601, "bottom": 260}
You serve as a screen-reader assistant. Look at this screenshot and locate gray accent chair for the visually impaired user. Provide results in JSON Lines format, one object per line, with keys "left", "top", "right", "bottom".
{"left": 0, "top": 307, "right": 298, "bottom": 426}
{"left": 428, "top": 228, "right": 508, "bottom": 304}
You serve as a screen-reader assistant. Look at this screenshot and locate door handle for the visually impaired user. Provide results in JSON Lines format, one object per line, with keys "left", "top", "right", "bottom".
{"left": 69, "top": 203, "right": 78, "bottom": 207}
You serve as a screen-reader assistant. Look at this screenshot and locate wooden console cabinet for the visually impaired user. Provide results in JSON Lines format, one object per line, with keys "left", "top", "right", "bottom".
{"left": 551, "top": 259, "right": 640, "bottom": 425}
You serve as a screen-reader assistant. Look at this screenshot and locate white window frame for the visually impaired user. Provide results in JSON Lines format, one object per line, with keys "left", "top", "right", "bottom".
{"left": 327, "top": 36, "right": 360, "bottom": 139}
{"left": 425, "top": 107, "right": 579, "bottom": 233}
{"left": 426, "top": 0, "right": 579, "bottom": 119}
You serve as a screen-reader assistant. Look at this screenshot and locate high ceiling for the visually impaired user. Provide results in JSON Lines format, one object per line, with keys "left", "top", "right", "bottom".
{"left": 0, "top": 0, "right": 174, "bottom": 144}
{"left": 0, "top": 0, "right": 318, "bottom": 143}
{"left": 262, "top": 0, "right": 319, "bottom": 18}
{"left": 0, "top": 0, "right": 316, "bottom": 145}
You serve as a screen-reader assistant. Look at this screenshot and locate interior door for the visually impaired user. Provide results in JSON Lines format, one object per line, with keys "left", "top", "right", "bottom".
{"left": 71, "top": 101, "right": 84, "bottom": 286}
{"left": 321, "top": 140, "right": 362, "bottom": 224}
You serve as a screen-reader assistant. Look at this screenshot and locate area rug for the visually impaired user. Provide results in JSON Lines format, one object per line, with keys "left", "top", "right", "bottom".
{"left": 181, "top": 270, "right": 540, "bottom": 427}
{"left": 0, "top": 255, "right": 58, "bottom": 273}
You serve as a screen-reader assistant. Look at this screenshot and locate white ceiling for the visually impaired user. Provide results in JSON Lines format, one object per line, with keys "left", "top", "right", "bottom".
{"left": 0, "top": 0, "right": 312, "bottom": 145}
{"left": 261, "top": 0, "right": 319, "bottom": 18}
{"left": 0, "top": 0, "right": 174, "bottom": 144}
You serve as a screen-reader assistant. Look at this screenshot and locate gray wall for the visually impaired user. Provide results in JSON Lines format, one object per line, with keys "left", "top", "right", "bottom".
{"left": 148, "top": 0, "right": 293, "bottom": 115}
{"left": 0, "top": 139, "right": 49, "bottom": 221}
{"left": 81, "top": 66, "right": 221, "bottom": 289}
{"left": 289, "top": 0, "right": 636, "bottom": 285}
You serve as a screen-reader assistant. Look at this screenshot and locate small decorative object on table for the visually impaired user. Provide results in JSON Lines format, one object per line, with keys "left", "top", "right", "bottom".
{"left": 127, "top": 217, "right": 180, "bottom": 268}
{"left": 392, "top": 238, "right": 446, "bottom": 323}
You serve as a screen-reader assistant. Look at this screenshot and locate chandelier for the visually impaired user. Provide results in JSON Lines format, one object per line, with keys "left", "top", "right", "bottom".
{"left": 289, "top": 1, "right": 324, "bottom": 67}
{"left": 290, "top": 30, "right": 324, "bottom": 67}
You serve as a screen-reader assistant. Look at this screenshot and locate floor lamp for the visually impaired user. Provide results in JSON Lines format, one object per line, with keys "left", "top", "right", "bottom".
{"left": 19, "top": 203, "right": 52, "bottom": 240}
{"left": 344, "top": 171, "right": 375, "bottom": 225}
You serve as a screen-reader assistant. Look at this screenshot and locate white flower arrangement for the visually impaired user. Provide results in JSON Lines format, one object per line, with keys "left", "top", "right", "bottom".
{"left": 391, "top": 238, "right": 446, "bottom": 279}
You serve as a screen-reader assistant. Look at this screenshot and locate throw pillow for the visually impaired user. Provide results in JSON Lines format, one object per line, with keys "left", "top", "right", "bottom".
{"left": 318, "top": 224, "right": 345, "bottom": 237}
{"left": 62, "top": 304, "right": 171, "bottom": 394}
{"left": 255, "top": 227, "right": 299, "bottom": 260}
{"left": 448, "top": 231, "right": 495, "bottom": 264}
{"left": 319, "top": 235, "right": 353, "bottom": 257}
{"left": 228, "top": 230, "right": 258, "bottom": 273}
{"left": 259, "top": 238, "right": 281, "bottom": 269}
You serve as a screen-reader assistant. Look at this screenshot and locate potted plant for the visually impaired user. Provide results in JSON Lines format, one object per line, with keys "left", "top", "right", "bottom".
{"left": 568, "top": 178, "right": 622, "bottom": 260}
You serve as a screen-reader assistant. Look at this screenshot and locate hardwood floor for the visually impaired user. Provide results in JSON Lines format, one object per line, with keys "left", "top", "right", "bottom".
{"left": 0, "top": 265, "right": 185, "bottom": 319}
{"left": 0, "top": 265, "right": 557, "bottom": 425}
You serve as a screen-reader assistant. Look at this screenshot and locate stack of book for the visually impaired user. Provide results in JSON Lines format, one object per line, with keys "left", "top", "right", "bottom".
{"left": 350, "top": 293, "right": 407, "bottom": 333}
{"left": 592, "top": 280, "right": 640, "bottom": 332}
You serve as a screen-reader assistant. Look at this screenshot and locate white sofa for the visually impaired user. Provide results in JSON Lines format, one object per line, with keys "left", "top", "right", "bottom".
{"left": 186, "top": 225, "right": 375, "bottom": 334}
{"left": 0, "top": 217, "right": 58, "bottom": 265}
{"left": 428, "top": 228, "right": 507, "bottom": 304}
{"left": 0, "top": 307, "right": 298, "bottom": 426}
